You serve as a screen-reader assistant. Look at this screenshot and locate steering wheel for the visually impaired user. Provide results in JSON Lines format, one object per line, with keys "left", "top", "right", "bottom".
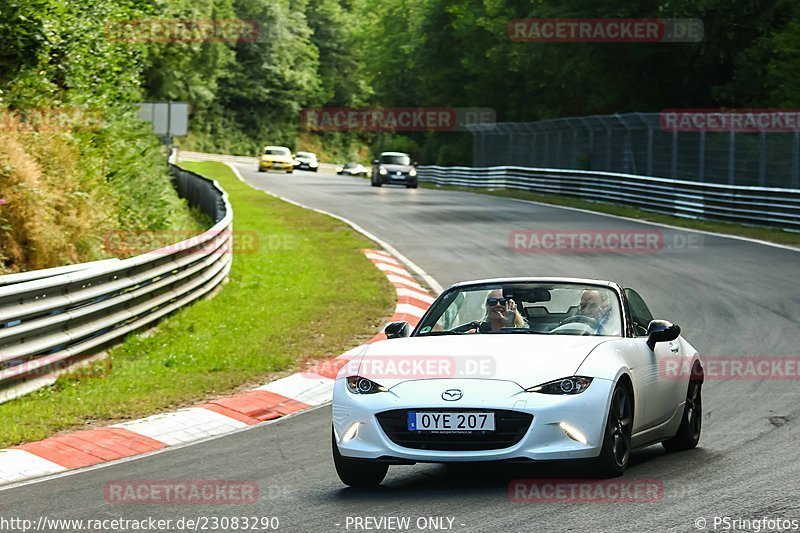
{"left": 555, "top": 315, "right": 602, "bottom": 334}
{"left": 451, "top": 321, "right": 482, "bottom": 333}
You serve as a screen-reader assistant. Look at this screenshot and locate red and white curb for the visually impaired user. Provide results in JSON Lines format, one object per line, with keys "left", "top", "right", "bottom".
{"left": 0, "top": 249, "right": 432, "bottom": 487}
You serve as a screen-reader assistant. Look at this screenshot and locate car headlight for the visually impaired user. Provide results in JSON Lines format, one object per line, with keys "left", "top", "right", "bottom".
{"left": 409, "top": 168, "right": 417, "bottom": 177}
{"left": 526, "top": 376, "right": 593, "bottom": 394}
{"left": 336, "top": 167, "right": 343, "bottom": 172}
{"left": 346, "top": 376, "right": 388, "bottom": 394}
{"left": 379, "top": 167, "right": 388, "bottom": 175}
{"left": 310, "top": 162, "right": 318, "bottom": 167}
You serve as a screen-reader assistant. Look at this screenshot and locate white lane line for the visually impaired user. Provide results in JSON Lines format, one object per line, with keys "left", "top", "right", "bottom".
{"left": 111, "top": 408, "right": 248, "bottom": 446}
{"left": 0, "top": 450, "right": 67, "bottom": 484}
{"left": 228, "top": 162, "right": 444, "bottom": 294}
{"left": 495, "top": 192, "right": 800, "bottom": 253}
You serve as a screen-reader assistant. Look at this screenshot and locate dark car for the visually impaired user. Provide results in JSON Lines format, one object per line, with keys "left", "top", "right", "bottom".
{"left": 371, "top": 151, "right": 417, "bottom": 188}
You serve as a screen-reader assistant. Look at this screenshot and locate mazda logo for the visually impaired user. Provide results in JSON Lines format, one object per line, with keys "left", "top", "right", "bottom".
{"left": 442, "top": 389, "right": 463, "bottom": 401}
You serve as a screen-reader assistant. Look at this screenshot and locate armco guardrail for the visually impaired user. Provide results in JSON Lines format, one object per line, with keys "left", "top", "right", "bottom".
{"left": 419, "top": 165, "right": 800, "bottom": 230}
{"left": 0, "top": 164, "right": 232, "bottom": 402}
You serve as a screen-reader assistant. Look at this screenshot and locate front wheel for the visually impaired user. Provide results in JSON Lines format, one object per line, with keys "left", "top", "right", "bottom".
{"left": 406, "top": 182, "right": 418, "bottom": 189}
{"left": 595, "top": 383, "right": 633, "bottom": 477}
{"left": 332, "top": 429, "right": 388, "bottom": 487}
{"left": 371, "top": 177, "right": 382, "bottom": 187}
{"left": 662, "top": 368, "right": 702, "bottom": 452}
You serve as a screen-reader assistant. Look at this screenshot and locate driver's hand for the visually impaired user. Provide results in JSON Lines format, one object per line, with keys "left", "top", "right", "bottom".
{"left": 502, "top": 300, "right": 518, "bottom": 325}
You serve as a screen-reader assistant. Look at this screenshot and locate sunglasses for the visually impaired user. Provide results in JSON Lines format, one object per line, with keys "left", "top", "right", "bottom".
{"left": 486, "top": 297, "right": 509, "bottom": 306}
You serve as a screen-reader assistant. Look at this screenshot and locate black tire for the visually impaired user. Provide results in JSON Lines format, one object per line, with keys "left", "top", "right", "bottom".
{"left": 662, "top": 367, "right": 702, "bottom": 452}
{"left": 332, "top": 429, "right": 388, "bottom": 487}
{"left": 406, "top": 182, "right": 418, "bottom": 189}
{"left": 287, "top": 169, "right": 293, "bottom": 174}
{"left": 371, "top": 177, "right": 382, "bottom": 187}
{"left": 595, "top": 383, "right": 633, "bottom": 477}
{"left": 257, "top": 167, "right": 264, "bottom": 173}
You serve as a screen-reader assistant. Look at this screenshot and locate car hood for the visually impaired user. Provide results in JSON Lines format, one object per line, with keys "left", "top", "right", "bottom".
{"left": 262, "top": 154, "right": 292, "bottom": 162}
{"left": 380, "top": 164, "right": 414, "bottom": 172}
{"left": 350, "top": 334, "right": 610, "bottom": 390}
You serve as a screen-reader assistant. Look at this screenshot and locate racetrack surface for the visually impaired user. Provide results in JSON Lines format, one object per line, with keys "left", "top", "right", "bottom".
{"left": 5, "top": 167, "right": 800, "bottom": 532}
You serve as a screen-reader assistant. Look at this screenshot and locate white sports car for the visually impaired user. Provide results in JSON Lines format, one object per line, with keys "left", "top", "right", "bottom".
{"left": 332, "top": 278, "right": 703, "bottom": 486}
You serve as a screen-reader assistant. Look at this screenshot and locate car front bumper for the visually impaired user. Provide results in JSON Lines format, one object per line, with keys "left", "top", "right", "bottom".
{"left": 332, "top": 377, "right": 614, "bottom": 462}
{"left": 260, "top": 160, "right": 293, "bottom": 170}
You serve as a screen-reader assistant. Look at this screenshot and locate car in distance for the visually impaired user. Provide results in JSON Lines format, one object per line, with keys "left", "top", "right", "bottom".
{"left": 294, "top": 151, "right": 319, "bottom": 172}
{"left": 336, "top": 162, "right": 368, "bottom": 177}
{"left": 371, "top": 151, "right": 417, "bottom": 188}
{"left": 259, "top": 146, "right": 293, "bottom": 173}
{"left": 331, "top": 277, "right": 703, "bottom": 487}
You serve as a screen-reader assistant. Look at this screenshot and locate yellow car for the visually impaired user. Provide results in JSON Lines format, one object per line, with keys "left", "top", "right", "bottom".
{"left": 259, "top": 145, "right": 294, "bottom": 173}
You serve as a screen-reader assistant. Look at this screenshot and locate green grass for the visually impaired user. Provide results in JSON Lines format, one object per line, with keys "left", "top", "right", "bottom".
{"left": 421, "top": 183, "right": 800, "bottom": 247}
{"left": 0, "top": 162, "right": 394, "bottom": 447}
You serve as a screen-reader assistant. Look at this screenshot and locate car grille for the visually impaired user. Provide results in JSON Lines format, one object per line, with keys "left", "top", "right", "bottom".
{"left": 375, "top": 408, "right": 533, "bottom": 451}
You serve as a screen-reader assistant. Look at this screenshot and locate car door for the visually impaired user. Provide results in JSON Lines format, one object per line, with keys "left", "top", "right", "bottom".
{"left": 624, "top": 288, "right": 681, "bottom": 427}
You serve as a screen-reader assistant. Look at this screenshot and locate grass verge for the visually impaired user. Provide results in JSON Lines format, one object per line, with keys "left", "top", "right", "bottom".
{"left": 0, "top": 162, "right": 394, "bottom": 447}
{"left": 421, "top": 183, "right": 800, "bottom": 247}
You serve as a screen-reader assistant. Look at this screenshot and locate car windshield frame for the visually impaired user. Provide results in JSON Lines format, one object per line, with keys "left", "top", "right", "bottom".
{"left": 380, "top": 154, "right": 411, "bottom": 165}
{"left": 264, "top": 148, "right": 290, "bottom": 156}
{"left": 413, "top": 281, "right": 625, "bottom": 338}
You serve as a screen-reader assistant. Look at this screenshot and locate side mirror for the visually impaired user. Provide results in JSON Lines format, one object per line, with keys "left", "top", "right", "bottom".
{"left": 413, "top": 161, "right": 418, "bottom": 166}
{"left": 646, "top": 320, "right": 681, "bottom": 350}
{"left": 372, "top": 159, "right": 379, "bottom": 164}
{"left": 384, "top": 321, "right": 411, "bottom": 339}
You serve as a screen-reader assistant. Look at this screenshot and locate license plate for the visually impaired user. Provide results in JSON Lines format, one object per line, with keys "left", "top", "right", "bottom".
{"left": 273, "top": 163, "right": 284, "bottom": 168}
{"left": 407, "top": 411, "right": 495, "bottom": 431}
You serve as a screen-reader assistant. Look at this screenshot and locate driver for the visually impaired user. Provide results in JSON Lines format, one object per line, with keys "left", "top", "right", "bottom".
{"left": 468, "top": 289, "right": 527, "bottom": 333}
{"left": 574, "top": 289, "right": 613, "bottom": 332}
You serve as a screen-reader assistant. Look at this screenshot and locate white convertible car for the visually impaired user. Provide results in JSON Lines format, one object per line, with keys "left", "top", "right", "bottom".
{"left": 332, "top": 278, "right": 703, "bottom": 487}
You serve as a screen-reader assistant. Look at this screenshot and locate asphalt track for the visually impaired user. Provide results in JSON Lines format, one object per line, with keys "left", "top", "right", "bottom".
{"left": 3, "top": 167, "right": 800, "bottom": 532}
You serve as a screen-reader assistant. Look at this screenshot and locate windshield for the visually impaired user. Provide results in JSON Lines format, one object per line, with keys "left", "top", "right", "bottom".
{"left": 344, "top": 162, "right": 357, "bottom": 168}
{"left": 296, "top": 152, "right": 316, "bottom": 160}
{"left": 380, "top": 154, "right": 410, "bottom": 165}
{"left": 264, "top": 148, "right": 289, "bottom": 155}
{"left": 416, "top": 282, "right": 622, "bottom": 337}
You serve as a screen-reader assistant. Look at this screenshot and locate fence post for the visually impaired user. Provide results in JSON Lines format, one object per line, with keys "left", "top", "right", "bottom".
{"left": 647, "top": 125, "right": 654, "bottom": 176}
{"left": 544, "top": 133, "right": 550, "bottom": 167}
{"left": 728, "top": 131, "right": 736, "bottom": 185}
{"left": 759, "top": 131, "right": 766, "bottom": 186}
{"left": 698, "top": 131, "right": 706, "bottom": 182}
{"left": 792, "top": 132, "right": 799, "bottom": 188}
{"left": 671, "top": 131, "right": 678, "bottom": 179}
